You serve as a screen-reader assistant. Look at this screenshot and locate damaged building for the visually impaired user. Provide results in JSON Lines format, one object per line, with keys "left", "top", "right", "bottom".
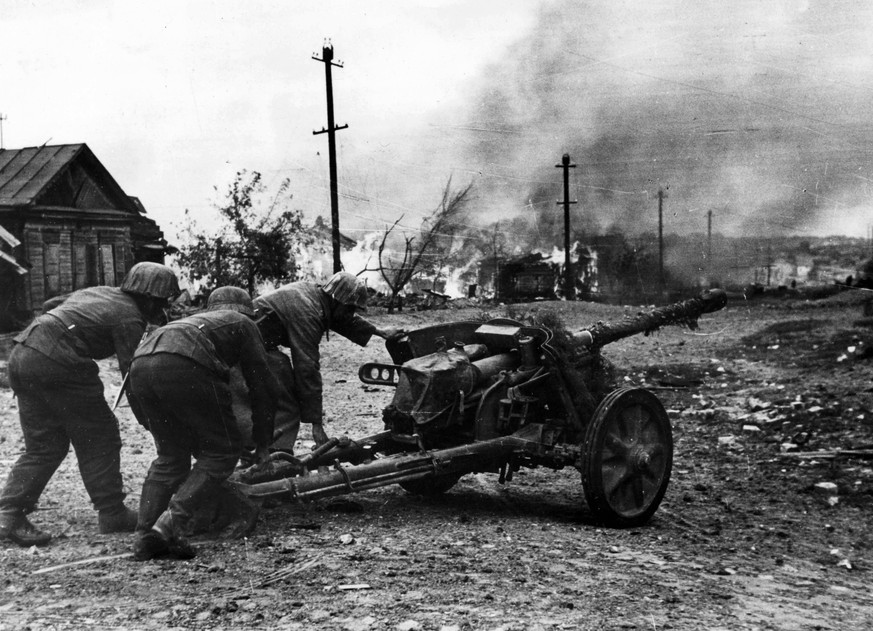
{"left": 489, "top": 245, "right": 596, "bottom": 302}
{"left": 0, "top": 144, "right": 172, "bottom": 331}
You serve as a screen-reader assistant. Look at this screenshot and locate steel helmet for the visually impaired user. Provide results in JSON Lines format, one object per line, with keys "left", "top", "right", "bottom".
{"left": 322, "top": 271, "right": 369, "bottom": 310}
{"left": 120, "top": 262, "right": 180, "bottom": 299}
{"left": 205, "top": 286, "right": 255, "bottom": 317}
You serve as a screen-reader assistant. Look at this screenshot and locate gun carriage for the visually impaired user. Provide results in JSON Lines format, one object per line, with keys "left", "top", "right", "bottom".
{"left": 236, "top": 290, "right": 727, "bottom": 527}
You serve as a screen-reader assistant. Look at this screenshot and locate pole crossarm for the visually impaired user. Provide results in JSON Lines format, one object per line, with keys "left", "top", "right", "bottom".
{"left": 311, "top": 54, "right": 344, "bottom": 69}
{"left": 313, "top": 124, "right": 349, "bottom": 135}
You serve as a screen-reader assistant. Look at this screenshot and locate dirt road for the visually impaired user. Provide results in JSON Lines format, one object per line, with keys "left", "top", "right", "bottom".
{"left": 1, "top": 293, "right": 872, "bottom": 630}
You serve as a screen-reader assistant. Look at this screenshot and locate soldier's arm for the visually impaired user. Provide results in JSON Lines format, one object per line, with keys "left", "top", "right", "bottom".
{"left": 333, "top": 313, "right": 405, "bottom": 345}
{"left": 237, "top": 320, "right": 280, "bottom": 450}
{"left": 112, "top": 321, "right": 147, "bottom": 376}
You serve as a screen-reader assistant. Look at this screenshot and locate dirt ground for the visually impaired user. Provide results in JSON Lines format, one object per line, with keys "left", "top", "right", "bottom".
{"left": 2, "top": 290, "right": 873, "bottom": 631}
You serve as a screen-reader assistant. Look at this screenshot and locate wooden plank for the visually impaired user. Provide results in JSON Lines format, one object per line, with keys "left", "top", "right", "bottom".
{"left": 44, "top": 242, "right": 61, "bottom": 296}
{"left": 0, "top": 250, "right": 28, "bottom": 275}
{"left": 33, "top": 553, "right": 134, "bottom": 575}
{"left": 100, "top": 243, "right": 114, "bottom": 285}
{"left": 59, "top": 231, "right": 73, "bottom": 293}
{"left": 26, "top": 230, "right": 44, "bottom": 308}
{"left": 0, "top": 223, "right": 20, "bottom": 248}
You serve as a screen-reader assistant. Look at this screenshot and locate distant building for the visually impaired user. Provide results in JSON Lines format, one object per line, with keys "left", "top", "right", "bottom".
{"left": 296, "top": 215, "right": 359, "bottom": 281}
{"left": 491, "top": 245, "right": 595, "bottom": 302}
{"left": 496, "top": 253, "right": 560, "bottom": 301}
{"left": 310, "top": 215, "right": 357, "bottom": 250}
{"left": 0, "top": 143, "right": 172, "bottom": 330}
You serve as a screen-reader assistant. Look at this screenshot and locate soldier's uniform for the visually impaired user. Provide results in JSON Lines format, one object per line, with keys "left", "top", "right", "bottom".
{"left": 253, "top": 273, "right": 390, "bottom": 452}
{"left": 0, "top": 263, "right": 179, "bottom": 547}
{"left": 130, "top": 287, "right": 278, "bottom": 561}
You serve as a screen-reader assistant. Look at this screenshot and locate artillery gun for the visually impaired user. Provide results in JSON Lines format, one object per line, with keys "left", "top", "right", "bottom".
{"left": 236, "top": 289, "right": 727, "bottom": 527}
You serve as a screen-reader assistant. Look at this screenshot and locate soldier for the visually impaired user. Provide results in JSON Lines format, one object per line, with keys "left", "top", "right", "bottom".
{"left": 130, "top": 286, "right": 278, "bottom": 561}
{"left": 0, "top": 262, "right": 179, "bottom": 547}
{"left": 253, "top": 271, "right": 404, "bottom": 451}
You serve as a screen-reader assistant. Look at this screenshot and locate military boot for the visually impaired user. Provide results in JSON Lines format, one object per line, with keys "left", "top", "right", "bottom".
{"left": 152, "top": 510, "right": 196, "bottom": 559}
{"left": 133, "top": 529, "right": 170, "bottom": 561}
{"left": 134, "top": 511, "right": 191, "bottom": 562}
{"left": 134, "top": 471, "right": 217, "bottom": 561}
{"left": 135, "top": 480, "right": 175, "bottom": 533}
{"left": 98, "top": 505, "right": 138, "bottom": 534}
{"left": 132, "top": 481, "right": 176, "bottom": 561}
{"left": 0, "top": 510, "right": 52, "bottom": 547}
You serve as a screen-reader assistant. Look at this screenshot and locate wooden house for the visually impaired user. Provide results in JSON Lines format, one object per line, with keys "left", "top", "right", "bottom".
{"left": 495, "top": 253, "right": 561, "bottom": 302}
{"left": 0, "top": 143, "right": 171, "bottom": 330}
{"left": 492, "top": 246, "right": 595, "bottom": 302}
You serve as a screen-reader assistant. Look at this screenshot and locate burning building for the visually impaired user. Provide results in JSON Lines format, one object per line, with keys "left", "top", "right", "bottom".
{"left": 489, "top": 243, "right": 596, "bottom": 302}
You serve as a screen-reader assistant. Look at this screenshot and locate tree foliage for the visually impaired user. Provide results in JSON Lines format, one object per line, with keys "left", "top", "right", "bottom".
{"left": 175, "top": 170, "right": 312, "bottom": 295}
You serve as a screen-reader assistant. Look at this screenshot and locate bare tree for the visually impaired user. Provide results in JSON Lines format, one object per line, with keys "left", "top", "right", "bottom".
{"left": 366, "top": 178, "right": 473, "bottom": 312}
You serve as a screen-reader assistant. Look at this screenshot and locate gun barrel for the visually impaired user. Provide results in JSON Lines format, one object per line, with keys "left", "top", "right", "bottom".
{"left": 578, "top": 289, "right": 727, "bottom": 350}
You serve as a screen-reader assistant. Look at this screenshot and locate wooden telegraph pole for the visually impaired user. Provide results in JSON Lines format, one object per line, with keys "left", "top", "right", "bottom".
{"left": 707, "top": 209, "right": 713, "bottom": 264}
{"left": 657, "top": 188, "right": 667, "bottom": 291}
{"left": 312, "top": 41, "right": 349, "bottom": 274}
{"left": 556, "top": 154, "right": 577, "bottom": 300}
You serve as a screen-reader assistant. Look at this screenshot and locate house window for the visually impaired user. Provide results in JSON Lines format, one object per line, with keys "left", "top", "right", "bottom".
{"left": 86, "top": 244, "right": 98, "bottom": 286}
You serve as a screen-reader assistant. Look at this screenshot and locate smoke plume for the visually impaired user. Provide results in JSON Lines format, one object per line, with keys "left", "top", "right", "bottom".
{"left": 456, "top": 0, "right": 873, "bottom": 241}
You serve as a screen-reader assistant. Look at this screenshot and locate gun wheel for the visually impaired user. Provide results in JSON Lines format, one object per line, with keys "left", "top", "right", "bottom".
{"left": 399, "top": 473, "right": 462, "bottom": 496}
{"left": 581, "top": 387, "right": 672, "bottom": 527}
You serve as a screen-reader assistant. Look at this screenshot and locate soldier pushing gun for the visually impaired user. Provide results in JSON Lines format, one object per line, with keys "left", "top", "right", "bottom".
{"left": 0, "top": 262, "right": 178, "bottom": 547}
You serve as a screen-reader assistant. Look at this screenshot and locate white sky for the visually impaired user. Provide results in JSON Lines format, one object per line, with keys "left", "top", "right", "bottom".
{"left": 0, "top": 0, "right": 538, "bottom": 238}
{"left": 2, "top": 0, "right": 873, "bottom": 241}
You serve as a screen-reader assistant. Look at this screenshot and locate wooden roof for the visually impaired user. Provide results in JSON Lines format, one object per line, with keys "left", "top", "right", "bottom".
{"left": 0, "top": 143, "right": 137, "bottom": 213}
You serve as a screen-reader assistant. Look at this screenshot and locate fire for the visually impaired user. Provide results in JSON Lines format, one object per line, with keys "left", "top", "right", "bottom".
{"left": 340, "top": 232, "right": 393, "bottom": 294}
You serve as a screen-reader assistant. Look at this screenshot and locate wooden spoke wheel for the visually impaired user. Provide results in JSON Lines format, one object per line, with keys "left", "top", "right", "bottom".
{"left": 581, "top": 388, "right": 673, "bottom": 527}
{"left": 399, "top": 473, "right": 462, "bottom": 496}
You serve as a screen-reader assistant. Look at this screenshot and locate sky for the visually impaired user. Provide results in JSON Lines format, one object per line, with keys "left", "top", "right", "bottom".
{"left": 0, "top": 0, "right": 539, "bottom": 242}
{"left": 2, "top": 0, "right": 873, "bottom": 246}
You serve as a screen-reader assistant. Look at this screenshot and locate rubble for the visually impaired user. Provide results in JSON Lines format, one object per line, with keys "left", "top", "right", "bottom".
{"left": 813, "top": 482, "right": 838, "bottom": 495}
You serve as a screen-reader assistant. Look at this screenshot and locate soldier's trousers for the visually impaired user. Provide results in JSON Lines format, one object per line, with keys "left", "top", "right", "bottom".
{"left": 129, "top": 354, "right": 241, "bottom": 490}
{"left": 0, "top": 345, "right": 125, "bottom": 516}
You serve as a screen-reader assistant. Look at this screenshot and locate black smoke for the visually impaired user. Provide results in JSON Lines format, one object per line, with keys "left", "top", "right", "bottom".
{"left": 458, "top": 0, "right": 873, "bottom": 242}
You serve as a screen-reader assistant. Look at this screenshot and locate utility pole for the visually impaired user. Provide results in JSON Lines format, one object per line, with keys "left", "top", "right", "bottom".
{"left": 0, "top": 113, "right": 6, "bottom": 149}
{"left": 555, "top": 154, "right": 577, "bottom": 300}
{"left": 312, "top": 41, "right": 349, "bottom": 274}
{"left": 707, "top": 209, "right": 713, "bottom": 264}
{"left": 490, "top": 221, "right": 501, "bottom": 299}
{"left": 657, "top": 188, "right": 667, "bottom": 292}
